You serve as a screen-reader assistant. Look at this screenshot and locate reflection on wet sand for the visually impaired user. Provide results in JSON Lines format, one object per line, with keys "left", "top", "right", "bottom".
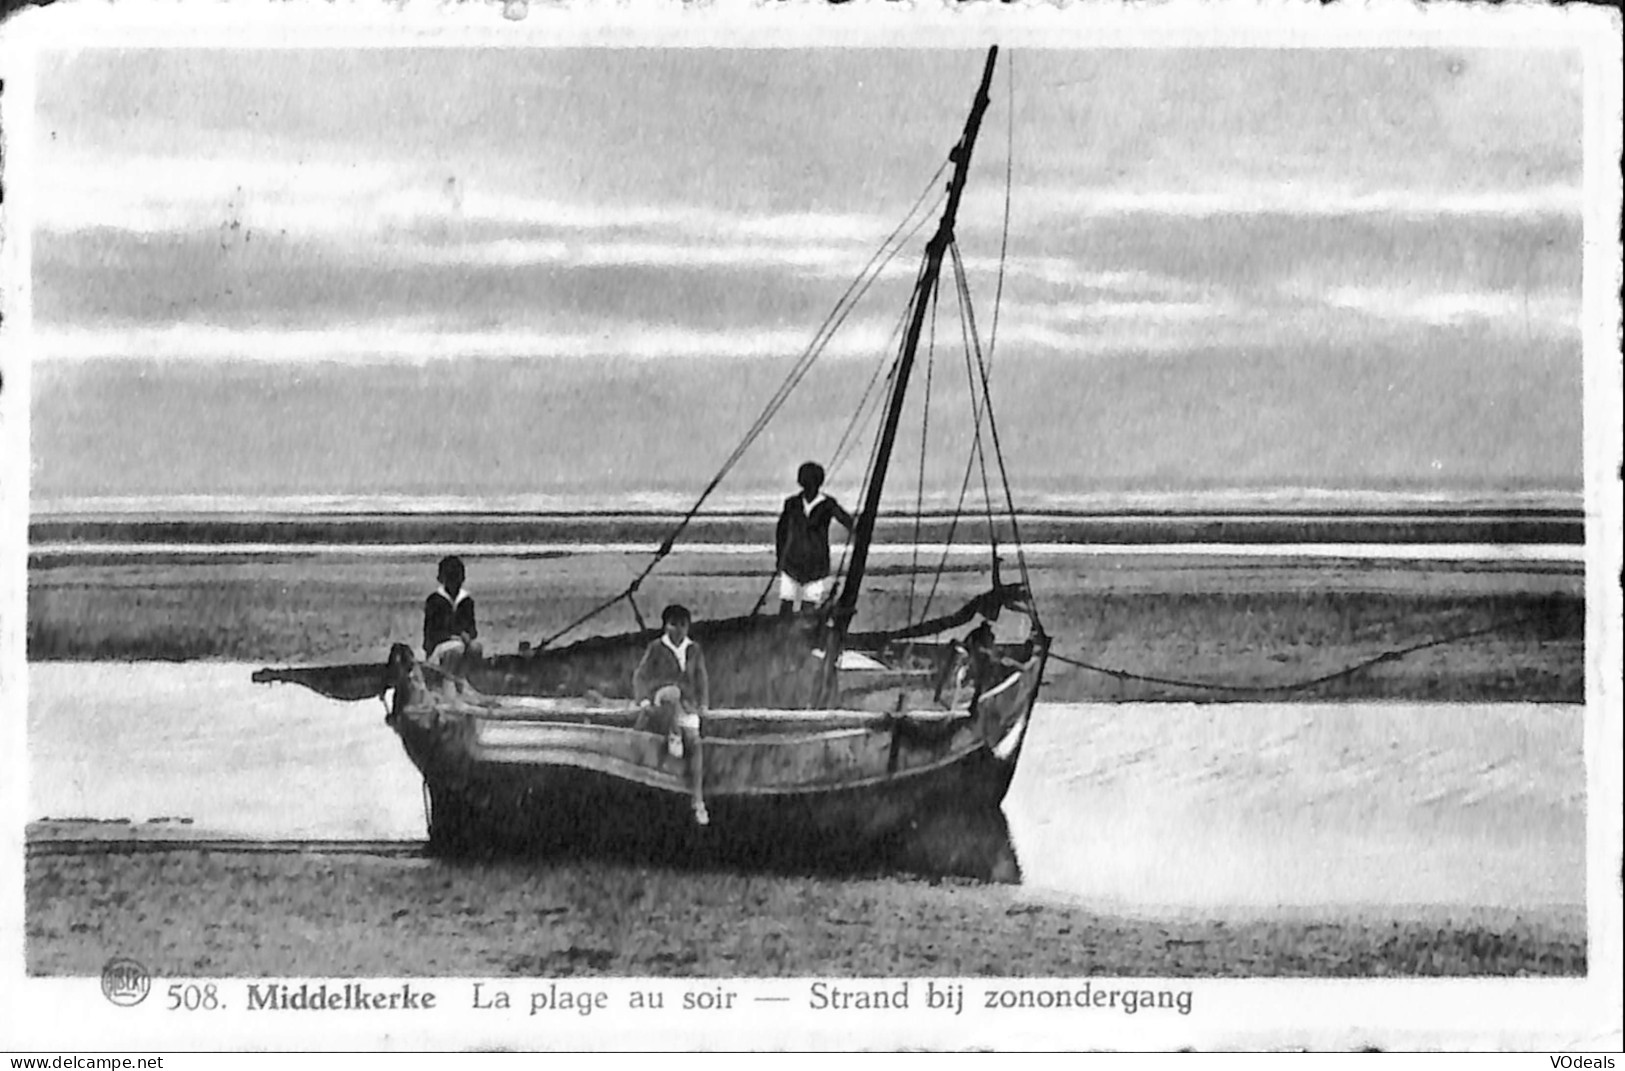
{"left": 886, "top": 805, "right": 1021, "bottom": 884}
{"left": 29, "top": 807, "right": 1023, "bottom": 887}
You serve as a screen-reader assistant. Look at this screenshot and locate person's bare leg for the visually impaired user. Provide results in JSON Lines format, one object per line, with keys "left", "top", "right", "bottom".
{"left": 688, "top": 727, "right": 707, "bottom": 825}
{"left": 660, "top": 690, "right": 684, "bottom": 757}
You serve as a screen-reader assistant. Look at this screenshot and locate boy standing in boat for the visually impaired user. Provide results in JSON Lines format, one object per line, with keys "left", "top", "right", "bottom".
{"left": 633, "top": 604, "right": 711, "bottom": 826}
{"left": 775, "top": 461, "right": 856, "bottom": 614}
{"left": 423, "top": 555, "right": 483, "bottom": 675}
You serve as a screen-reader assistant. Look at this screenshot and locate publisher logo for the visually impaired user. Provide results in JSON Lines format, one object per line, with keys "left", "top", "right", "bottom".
{"left": 101, "top": 957, "right": 151, "bottom": 1007}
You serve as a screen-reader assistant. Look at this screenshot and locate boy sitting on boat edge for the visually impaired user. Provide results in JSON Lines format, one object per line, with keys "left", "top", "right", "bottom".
{"left": 633, "top": 604, "right": 711, "bottom": 826}
{"left": 424, "top": 555, "right": 483, "bottom": 675}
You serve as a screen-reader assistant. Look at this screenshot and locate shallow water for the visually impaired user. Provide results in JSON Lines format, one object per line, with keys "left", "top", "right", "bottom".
{"left": 27, "top": 663, "right": 425, "bottom": 841}
{"left": 27, "top": 541, "right": 1585, "bottom": 563}
{"left": 26, "top": 662, "right": 1585, "bottom": 912}
{"left": 1005, "top": 702, "right": 1584, "bottom": 913}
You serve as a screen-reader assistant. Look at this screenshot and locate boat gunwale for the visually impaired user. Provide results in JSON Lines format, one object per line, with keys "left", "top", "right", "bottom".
{"left": 394, "top": 664, "right": 1035, "bottom": 744}
{"left": 405, "top": 702, "right": 974, "bottom": 747}
{"left": 462, "top": 730, "right": 1003, "bottom": 797}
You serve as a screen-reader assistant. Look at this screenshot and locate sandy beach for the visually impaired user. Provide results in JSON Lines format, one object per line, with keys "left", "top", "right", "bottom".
{"left": 24, "top": 845, "right": 1586, "bottom": 978}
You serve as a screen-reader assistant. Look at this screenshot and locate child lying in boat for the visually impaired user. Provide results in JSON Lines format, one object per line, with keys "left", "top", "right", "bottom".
{"left": 632, "top": 604, "right": 711, "bottom": 826}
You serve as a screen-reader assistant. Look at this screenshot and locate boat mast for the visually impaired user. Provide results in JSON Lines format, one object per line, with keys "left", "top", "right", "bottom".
{"left": 822, "top": 46, "right": 1000, "bottom": 690}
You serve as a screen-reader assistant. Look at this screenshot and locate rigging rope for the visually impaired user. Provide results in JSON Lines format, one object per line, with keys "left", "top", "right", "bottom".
{"left": 833, "top": 271, "right": 930, "bottom": 591}
{"left": 835, "top": 320, "right": 908, "bottom": 586}
{"left": 948, "top": 241, "right": 1041, "bottom": 635}
{"left": 904, "top": 240, "right": 1042, "bottom": 639}
{"left": 949, "top": 246, "right": 1001, "bottom": 550}
{"left": 708, "top": 178, "right": 948, "bottom": 501}
{"left": 535, "top": 162, "right": 951, "bottom": 649}
{"left": 988, "top": 52, "right": 1014, "bottom": 371}
{"left": 917, "top": 334, "right": 991, "bottom": 623}
{"left": 918, "top": 72, "right": 1019, "bottom": 627}
{"left": 913, "top": 249, "right": 997, "bottom": 625}
{"left": 907, "top": 272, "right": 942, "bottom": 623}
{"left": 1046, "top": 612, "right": 1543, "bottom": 698}
{"left": 829, "top": 253, "right": 931, "bottom": 477}
{"left": 539, "top": 68, "right": 1020, "bottom": 650}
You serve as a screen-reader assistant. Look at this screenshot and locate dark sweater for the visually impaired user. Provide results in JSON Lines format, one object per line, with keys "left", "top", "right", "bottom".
{"left": 775, "top": 493, "right": 855, "bottom": 583}
{"left": 633, "top": 637, "right": 710, "bottom": 709}
{"left": 423, "top": 588, "right": 477, "bottom": 655}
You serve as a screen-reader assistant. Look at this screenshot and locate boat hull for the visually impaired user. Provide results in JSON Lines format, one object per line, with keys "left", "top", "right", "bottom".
{"left": 384, "top": 639, "right": 1046, "bottom": 876}
{"left": 416, "top": 748, "right": 1020, "bottom": 874}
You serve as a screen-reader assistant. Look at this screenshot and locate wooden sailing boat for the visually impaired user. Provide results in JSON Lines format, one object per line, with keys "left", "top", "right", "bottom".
{"left": 258, "top": 47, "right": 1049, "bottom": 867}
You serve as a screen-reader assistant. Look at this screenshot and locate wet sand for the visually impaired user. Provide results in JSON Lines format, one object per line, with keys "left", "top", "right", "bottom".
{"left": 24, "top": 846, "right": 1586, "bottom": 978}
{"left": 23, "top": 541, "right": 1591, "bottom": 980}
{"left": 28, "top": 549, "right": 1585, "bottom": 701}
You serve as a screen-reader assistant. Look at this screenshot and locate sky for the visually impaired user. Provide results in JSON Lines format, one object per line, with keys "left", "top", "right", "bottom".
{"left": 24, "top": 45, "right": 1588, "bottom": 507}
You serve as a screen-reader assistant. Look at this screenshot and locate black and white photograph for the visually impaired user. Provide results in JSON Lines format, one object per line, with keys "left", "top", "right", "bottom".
{"left": 1, "top": 4, "right": 1620, "bottom": 1053}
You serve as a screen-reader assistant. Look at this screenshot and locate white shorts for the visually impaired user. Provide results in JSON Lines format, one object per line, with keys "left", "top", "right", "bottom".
{"left": 778, "top": 574, "right": 832, "bottom": 605}
{"left": 427, "top": 639, "right": 467, "bottom": 667}
{"left": 427, "top": 637, "right": 483, "bottom": 668}
{"left": 653, "top": 684, "right": 702, "bottom": 732}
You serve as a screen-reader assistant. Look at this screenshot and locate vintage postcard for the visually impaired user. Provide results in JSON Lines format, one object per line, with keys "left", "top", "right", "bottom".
{"left": 0, "top": 0, "right": 1621, "bottom": 1054}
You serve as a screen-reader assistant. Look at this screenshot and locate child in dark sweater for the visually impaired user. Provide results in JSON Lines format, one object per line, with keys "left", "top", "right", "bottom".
{"left": 633, "top": 604, "right": 710, "bottom": 825}
{"left": 775, "top": 461, "right": 855, "bottom": 614}
{"left": 423, "top": 555, "right": 483, "bottom": 674}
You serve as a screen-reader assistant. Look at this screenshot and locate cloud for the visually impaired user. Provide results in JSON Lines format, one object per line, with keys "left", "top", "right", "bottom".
{"left": 411, "top": 191, "right": 894, "bottom": 246}
{"left": 35, "top": 149, "right": 898, "bottom": 242}
{"left": 376, "top": 230, "right": 1212, "bottom": 300}
{"left": 34, "top": 150, "right": 932, "bottom": 289}
{"left": 733, "top": 211, "right": 897, "bottom": 245}
{"left": 1036, "top": 299, "right": 1238, "bottom": 325}
{"left": 34, "top": 309, "right": 1240, "bottom": 364}
{"left": 951, "top": 256, "right": 1202, "bottom": 297}
{"left": 380, "top": 239, "right": 1191, "bottom": 303}
{"left": 1018, "top": 182, "right": 1583, "bottom": 222}
{"left": 967, "top": 307, "right": 1274, "bottom": 358}
{"left": 34, "top": 153, "right": 403, "bottom": 236}
{"left": 391, "top": 237, "right": 873, "bottom": 274}
{"left": 31, "top": 320, "right": 910, "bottom": 364}
{"left": 41, "top": 145, "right": 1578, "bottom": 270}
{"left": 1317, "top": 285, "right": 1578, "bottom": 333}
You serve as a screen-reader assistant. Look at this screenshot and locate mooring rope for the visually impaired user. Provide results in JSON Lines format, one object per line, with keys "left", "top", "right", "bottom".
{"left": 1046, "top": 611, "right": 1547, "bottom": 698}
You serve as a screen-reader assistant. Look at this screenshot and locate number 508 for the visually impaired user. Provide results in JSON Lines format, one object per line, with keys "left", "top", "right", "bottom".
{"left": 167, "top": 983, "right": 220, "bottom": 1010}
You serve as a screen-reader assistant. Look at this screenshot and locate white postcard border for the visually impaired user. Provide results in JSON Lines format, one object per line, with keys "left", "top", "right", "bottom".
{"left": 1, "top": 1, "right": 1620, "bottom": 1053}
